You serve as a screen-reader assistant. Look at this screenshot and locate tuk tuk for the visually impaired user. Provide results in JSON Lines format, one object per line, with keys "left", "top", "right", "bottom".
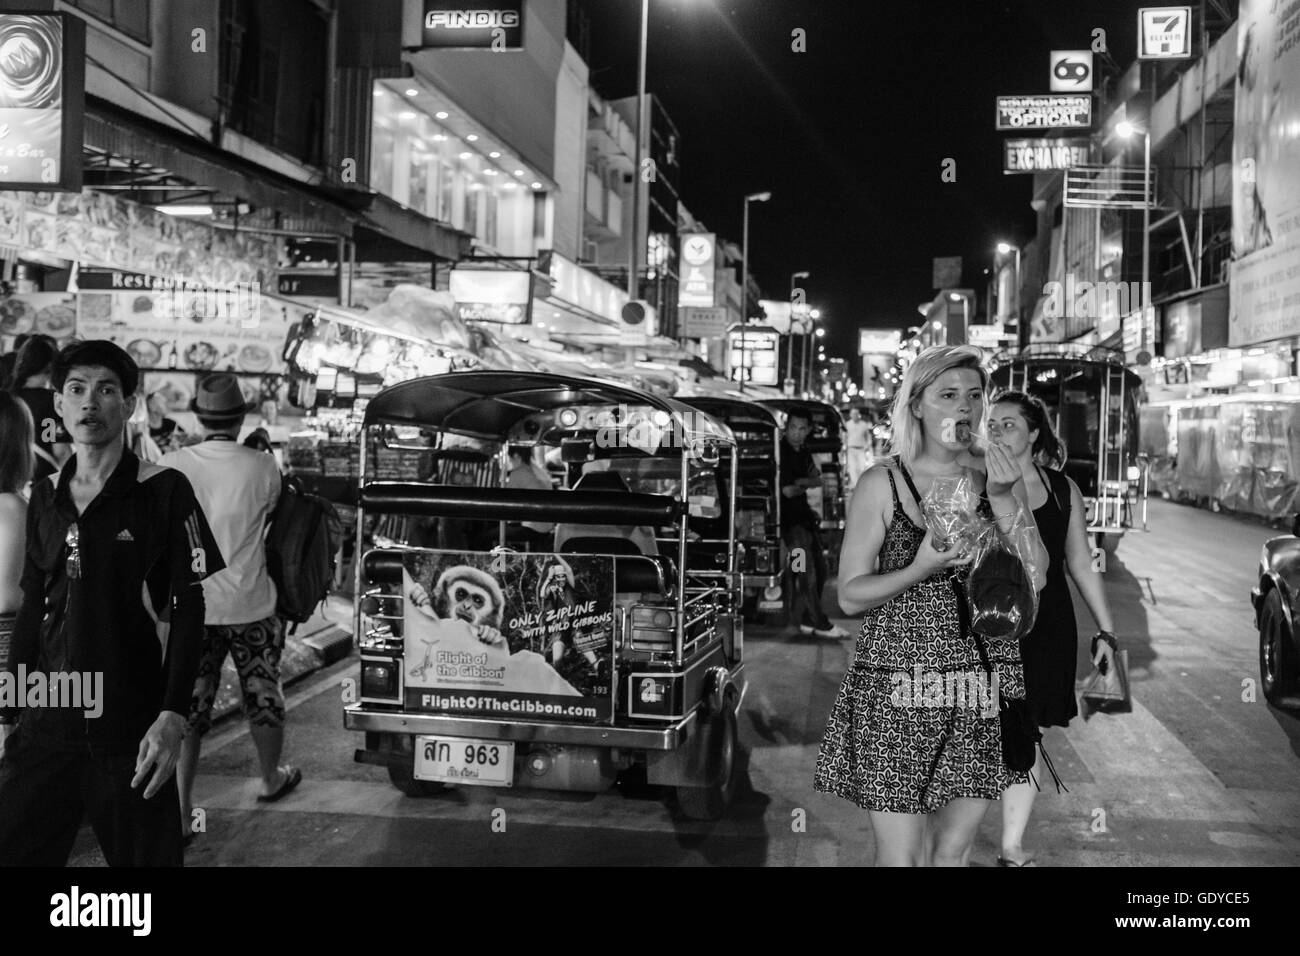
{"left": 759, "top": 398, "right": 848, "bottom": 574}
{"left": 344, "top": 372, "right": 747, "bottom": 819}
{"left": 991, "top": 345, "right": 1148, "bottom": 555}
{"left": 679, "top": 396, "right": 784, "bottom": 621}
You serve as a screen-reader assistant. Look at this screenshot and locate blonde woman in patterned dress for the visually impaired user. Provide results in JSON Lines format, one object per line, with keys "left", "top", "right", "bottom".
{"left": 814, "top": 345, "right": 1048, "bottom": 866}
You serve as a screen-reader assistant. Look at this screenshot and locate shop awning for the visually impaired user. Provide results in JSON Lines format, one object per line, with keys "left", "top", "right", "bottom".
{"left": 84, "top": 101, "right": 471, "bottom": 261}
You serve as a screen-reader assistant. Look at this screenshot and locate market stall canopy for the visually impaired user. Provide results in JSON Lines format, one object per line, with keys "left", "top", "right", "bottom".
{"left": 363, "top": 371, "right": 732, "bottom": 449}
{"left": 361, "top": 284, "right": 537, "bottom": 371}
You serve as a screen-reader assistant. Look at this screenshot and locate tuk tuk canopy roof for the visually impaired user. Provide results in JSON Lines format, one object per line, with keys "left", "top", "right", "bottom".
{"left": 680, "top": 395, "right": 780, "bottom": 431}
{"left": 758, "top": 398, "right": 844, "bottom": 430}
{"left": 363, "top": 371, "right": 734, "bottom": 446}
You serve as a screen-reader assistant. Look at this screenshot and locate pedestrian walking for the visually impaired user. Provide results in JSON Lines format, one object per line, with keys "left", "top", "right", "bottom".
{"left": 845, "top": 407, "right": 872, "bottom": 489}
{"left": 161, "top": 373, "right": 300, "bottom": 843}
{"left": 983, "top": 390, "right": 1117, "bottom": 867}
{"left": 8, "top": 334, "right": 71, "bottom": 480}
{"left": 0, "top": 393, "right": 35, "bottom": 748}
{"left": 780, "top": 409, "right": 847, "bottom": 638}
{"left": 814, "top": 344, "right": 1049, "bottom": 866}
{"left": 0, "top": 341, "right": 222, "bottom": 866}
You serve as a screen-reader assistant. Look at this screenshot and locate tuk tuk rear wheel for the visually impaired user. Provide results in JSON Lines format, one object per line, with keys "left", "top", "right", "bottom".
{"left": 387, "top": 761, "right": 448, "bottom": 797}
{"left": 675, "top": 706, "right": 738, "bottom": 821}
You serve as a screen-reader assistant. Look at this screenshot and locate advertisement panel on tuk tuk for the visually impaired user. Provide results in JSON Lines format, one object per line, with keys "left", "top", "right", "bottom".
{"left": 402, "top": 550, "right": 616, "bottom": 722}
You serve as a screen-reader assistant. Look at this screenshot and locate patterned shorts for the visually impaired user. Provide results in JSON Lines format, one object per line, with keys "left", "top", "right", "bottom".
{"left": 188, "top": 615, "right": 286, "bottom": 735}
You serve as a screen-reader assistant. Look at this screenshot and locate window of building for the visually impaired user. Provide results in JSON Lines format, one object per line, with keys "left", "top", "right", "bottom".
{"left": 64, "top": 0, "right": 151, "bottom": 44}
{"left": 219, "top": 0, "right": 328, "bottom": 166}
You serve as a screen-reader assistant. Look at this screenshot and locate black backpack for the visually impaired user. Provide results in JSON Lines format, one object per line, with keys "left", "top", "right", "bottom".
{"left": 266, "top": 477, "right": 344, "bottom": 628}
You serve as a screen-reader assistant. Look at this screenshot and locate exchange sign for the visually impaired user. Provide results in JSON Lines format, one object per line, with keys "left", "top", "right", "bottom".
{"left": 1003, "top": 137, "right": 1091, "bottom": 173}
{"left": 995, "top": 95, "right": 1092, "bottom": 130}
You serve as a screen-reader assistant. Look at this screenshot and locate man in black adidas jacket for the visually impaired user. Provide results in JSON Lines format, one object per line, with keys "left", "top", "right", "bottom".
{"left": 0, "top": 341, "right": 223, "bottom": 867}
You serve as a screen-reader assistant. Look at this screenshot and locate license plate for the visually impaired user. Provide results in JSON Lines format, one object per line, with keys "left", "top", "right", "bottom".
{"left": 757, "top": 599, "right": 783, "bottom": 611}
{"left": 414, "top": 736, "right": 515, "bottom": 787}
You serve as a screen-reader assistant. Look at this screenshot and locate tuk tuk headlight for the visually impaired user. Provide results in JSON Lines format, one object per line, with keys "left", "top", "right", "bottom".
{"left": 1126, "top": 465, "right": 1141, "bottom": 480}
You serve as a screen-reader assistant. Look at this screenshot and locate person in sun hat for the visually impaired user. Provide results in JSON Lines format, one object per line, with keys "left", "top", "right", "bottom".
{"left": 160, "top": 373, "right": 300, "bottom": 846}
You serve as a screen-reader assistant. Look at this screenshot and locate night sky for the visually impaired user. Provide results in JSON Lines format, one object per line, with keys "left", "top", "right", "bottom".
{"left": 583, "top": 0, "right": 1144, "bottom": 369}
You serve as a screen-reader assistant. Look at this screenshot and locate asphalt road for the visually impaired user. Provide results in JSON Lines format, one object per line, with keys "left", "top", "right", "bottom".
{"left": 66, "top": 499, "right": 1300, "bottom": 866}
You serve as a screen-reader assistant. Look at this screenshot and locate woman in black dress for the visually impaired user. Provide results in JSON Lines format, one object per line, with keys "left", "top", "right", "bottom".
{"left": 986, "top": 391, "right": 1118, "bottom": 866}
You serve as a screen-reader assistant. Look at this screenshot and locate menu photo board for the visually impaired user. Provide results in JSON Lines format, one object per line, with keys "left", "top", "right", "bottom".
{"left": 75, "top": 292, "right": 295, "bottom": 377}
{"left": 0, "top": 13, "right": 84, "bottom": 191}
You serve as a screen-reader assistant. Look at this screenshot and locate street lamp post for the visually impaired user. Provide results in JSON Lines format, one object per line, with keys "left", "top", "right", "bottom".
{"left": 787, "top": 269, "right": 809, "bottom": 392}
{"left": 803, "top": 308, "right": 821, "bottom": 395}
{"left": 996, "top": 241, "right": 1022, "bottom": 349}
{"left": 627, "top": 0, "right": 650, "bottom": 299}
{"left": 1117, "top": 120, "right": 1153, "bottom": 356}
{"left": 738, "top": 190, "right": 771, "bottom": 394}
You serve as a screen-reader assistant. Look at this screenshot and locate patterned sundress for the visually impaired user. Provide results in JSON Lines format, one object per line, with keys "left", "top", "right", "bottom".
{"left": 814, "top": 466, "right": 1029, "bottom": 813}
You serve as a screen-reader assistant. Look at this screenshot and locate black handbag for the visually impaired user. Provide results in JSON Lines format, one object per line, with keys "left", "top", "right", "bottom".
{"left": 952, "top": 575, "right": 1040, "bottom": 773}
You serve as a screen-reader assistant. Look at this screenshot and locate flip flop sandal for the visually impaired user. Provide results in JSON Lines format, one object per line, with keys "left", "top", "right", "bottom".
{"left": 256, "top": 766, "right": 302, "bottom": 803}
{"left": 997, "top": 856, "right": 1037, "bottom": 867}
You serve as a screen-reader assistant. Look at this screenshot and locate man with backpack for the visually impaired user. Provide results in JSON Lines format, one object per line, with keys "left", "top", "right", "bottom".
{"left": 160, "top": 373, "right": 301, "bottom": 843}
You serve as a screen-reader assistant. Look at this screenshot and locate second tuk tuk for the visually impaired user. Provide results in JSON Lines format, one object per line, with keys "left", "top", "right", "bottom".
{"left": 344, "top": 372, "right": 748, "bottom": 819}
{"left": 679, "top": 395, "right": 785, "bottom": 621}
{"left": 759, "top": 398, "right": 849, "bottom": 575}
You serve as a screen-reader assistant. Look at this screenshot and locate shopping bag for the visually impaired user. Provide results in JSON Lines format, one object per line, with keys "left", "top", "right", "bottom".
{"left": 1080, "top": 647, "right": 1131, "bottom": 711}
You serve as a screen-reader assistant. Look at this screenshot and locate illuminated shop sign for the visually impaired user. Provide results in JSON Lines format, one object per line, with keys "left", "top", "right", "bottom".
{"left": 727, "top": 325, "right": 779, "bottom": 386}
{"left": 405, "top": 0, "right": 525, "bottom": 49}
{"left": 995, "top": 95, "right": 1092, "bottom": 130}
{"left": 0, "top": 13, "right": 84, "bottom": 191}
{"left": 1002, "top": 137, "right": 1090, "bottom": 173}
{"left": 678, "top": 232, "right": 716, "bottom": 308}
{"left": 450, "top": 268, "right": 531, "bottom": 324}
{"left": 1138, "top": 6, "right": 1192, "bottom": 59}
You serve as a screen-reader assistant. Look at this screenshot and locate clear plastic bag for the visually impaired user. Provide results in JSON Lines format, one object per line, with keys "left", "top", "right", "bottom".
{"left": 921, "top": 474, "right": 982, "bottom": 554}
{"left": 966, "top": 504, "right": 1045, "bottom": 640}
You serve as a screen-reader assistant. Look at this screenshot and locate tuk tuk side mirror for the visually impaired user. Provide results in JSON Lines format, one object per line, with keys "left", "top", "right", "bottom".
{"left": 561, "top": 438, "right": 593, "bottom": 463}
{"left": 689, "top": 439, "right": 721, "bottom": 466}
